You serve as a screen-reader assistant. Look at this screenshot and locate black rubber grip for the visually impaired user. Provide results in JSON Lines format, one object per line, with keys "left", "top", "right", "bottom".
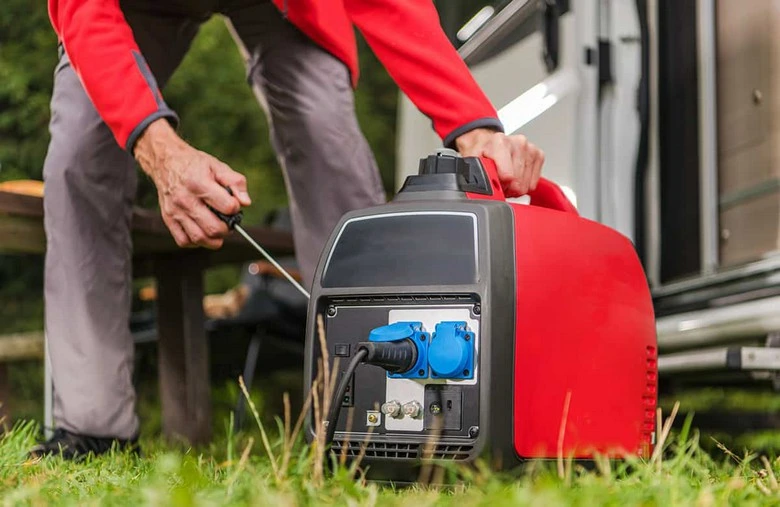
{"left": 210, "top": 207, "right": 243, "bottom": 230}
{"left": 357, "top": 339, "right": 418, "bottom": 374}
{"left": 208, "top": 186, "right": 244, "bottom": 230}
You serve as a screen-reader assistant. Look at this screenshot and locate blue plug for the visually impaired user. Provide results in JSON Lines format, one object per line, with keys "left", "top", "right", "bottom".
{"left": 368, "top": 322, "right": 429, "bottom": 379}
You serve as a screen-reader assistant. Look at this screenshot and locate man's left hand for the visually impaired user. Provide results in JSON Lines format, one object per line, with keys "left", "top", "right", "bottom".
{"left": 455, "top": 128, "right": 545, "bottom": 197}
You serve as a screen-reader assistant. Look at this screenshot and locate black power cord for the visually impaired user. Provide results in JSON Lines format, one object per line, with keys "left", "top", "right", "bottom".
{"left": 357, "top": 339, "right": 418, "bottom": 374}
{"left": 323, "top": 339, "right": 418, "bottom": 446}
{"left": 324, "top": 348, "right": 367, "bottom": 446}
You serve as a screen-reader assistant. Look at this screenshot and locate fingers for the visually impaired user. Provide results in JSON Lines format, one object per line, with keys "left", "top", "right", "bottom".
{"left": 486, "top": 134, "right": 528, "bottom": 197}
{"left": 482, "top": 136, "right": 515, "bottom": 193}
{"left": 201, "top": 177, "right": 241, "bottom": 216}
{"left": 151, "top": 142, "right": 247, "bottom": 250}
{"left": 190, "top": 201, "right": 229, "bottom": 244}
{"left": 162, "top": 213, "right": 190, "bottom": 248}
{"left": 179, "top": 213, "right": 224, "bottom": 250}
{"left": 212, "top": 159, "right": 251, "bottom": 207}
{"left": 181, "top": 156, "right": 246, "bottom": 246}
{"left": 161, "top": 189, "right": 227, "bottom": 250}
{"left": 190, "top": 158, "right": 242, "bottom": 216}
{"left": 506, "top": 180, "right": 525, "bottom": 197}
{"left": 529, "top": 147, "right": 545, "bottom": 191}
{"left": 508, "top": 135, "right": 531, "bottom": 196}
{"left": 486, "top": 134, "right": 545, "bottom": 197}
{"left": 431, "top": 128, "right": 547, "bottom": 197}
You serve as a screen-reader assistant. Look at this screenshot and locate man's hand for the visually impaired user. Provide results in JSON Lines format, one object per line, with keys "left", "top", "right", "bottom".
{"left": 134, "top": 119, "right": 251, "bottom": 249}
{"left": 456, "top": 128, "right": 545, "bottom": 197}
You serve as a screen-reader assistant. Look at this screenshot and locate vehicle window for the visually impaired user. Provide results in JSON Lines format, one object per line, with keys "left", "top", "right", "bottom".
{"left": 435, "top": 0, "right": 569, "bottom": 67}
{"left": 437, "top": 0, "right": 514, "bottom": 49}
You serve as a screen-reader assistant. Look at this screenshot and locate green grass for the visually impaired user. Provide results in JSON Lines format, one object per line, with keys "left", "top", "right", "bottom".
{"left": 6, "top": 359, "right": 780, "bottom": 505}
{"left": 662, "top": 387, "right": 780, "bottom": 414}
{"left": 659, "top": 387, "right": 780, "bottom": 452}
{"left": 3, "top": 395, "right": 780, "bottom": 505}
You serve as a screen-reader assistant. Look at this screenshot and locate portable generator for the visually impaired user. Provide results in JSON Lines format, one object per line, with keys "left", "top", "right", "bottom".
{"left": 302, "top": 150, "right": 657, "bottom": 479}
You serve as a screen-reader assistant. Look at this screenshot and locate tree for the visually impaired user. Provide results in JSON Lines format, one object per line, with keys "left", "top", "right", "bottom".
{"left": 0, "top": 1, "right": 57, "bottom": 182}
{"left": 0, "top": 1, "right": 56, "bottom": 331}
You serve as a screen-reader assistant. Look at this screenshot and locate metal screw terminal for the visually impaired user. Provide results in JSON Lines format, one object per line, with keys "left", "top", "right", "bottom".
{"left": 402, "top": 400, "right": 423, "bottom": 419}
{"left": 366, "top": 410, "right": 381, "bottom": 427}
{"left": 381, "top": 400, "right": 403, "bottom": 419}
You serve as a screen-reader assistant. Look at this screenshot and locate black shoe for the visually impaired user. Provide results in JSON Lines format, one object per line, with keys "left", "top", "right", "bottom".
{"left": 28, "top": 428, "right": 140, "bottom": 461}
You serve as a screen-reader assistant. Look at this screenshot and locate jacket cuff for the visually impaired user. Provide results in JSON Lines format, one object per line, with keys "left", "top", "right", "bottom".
{"left": 125, "top": 109, "right": 180, "bottom": 153}
{"left": 443, "top": 117, "right": 505, "bottom": 149}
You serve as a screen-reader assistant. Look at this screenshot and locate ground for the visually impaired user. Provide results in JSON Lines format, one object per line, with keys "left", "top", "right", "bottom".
{"left": 2, "top": 380, "right": 780, "bottom": 506}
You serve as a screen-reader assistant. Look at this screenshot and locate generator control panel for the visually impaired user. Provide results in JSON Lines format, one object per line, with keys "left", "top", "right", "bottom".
{"left": 324, "top": 301, "right": 480, "bottom": 437}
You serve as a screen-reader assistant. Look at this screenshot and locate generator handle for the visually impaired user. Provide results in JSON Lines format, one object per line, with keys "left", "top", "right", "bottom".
{"left": 528, "top": 178, "right": 579, "bottom": 215}
{"left": 478, "top": 157, "right": 578, "bottom": 215}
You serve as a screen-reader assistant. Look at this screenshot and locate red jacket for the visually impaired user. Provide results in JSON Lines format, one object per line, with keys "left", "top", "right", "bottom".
{"left": 48, "top": 0, "right": 503, "bottom": 152}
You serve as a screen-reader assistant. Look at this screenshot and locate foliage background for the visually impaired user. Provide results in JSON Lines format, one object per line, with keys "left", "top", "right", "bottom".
{"left": 0, "top": 1, "right": 398, "bottom": 333}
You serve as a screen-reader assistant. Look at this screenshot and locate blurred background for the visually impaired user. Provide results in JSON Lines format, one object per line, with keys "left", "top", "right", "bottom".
{"left": 2, "top": 0, "right": 780, "bottom": 448}
{"left": 0, "top": 0, "right": 398, "bottom": 426}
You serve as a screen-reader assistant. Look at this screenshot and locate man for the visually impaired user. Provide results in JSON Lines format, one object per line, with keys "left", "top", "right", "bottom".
{"left": 33, "top": 0, "right": 544, "bottom": 458}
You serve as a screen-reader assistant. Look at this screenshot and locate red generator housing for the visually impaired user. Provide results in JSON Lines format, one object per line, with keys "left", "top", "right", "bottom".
{"left": 304, "top": 151, "right": 657, "bottom": 479}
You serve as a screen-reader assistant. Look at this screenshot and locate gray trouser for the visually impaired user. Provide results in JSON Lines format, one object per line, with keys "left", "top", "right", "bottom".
{"left": 43, "top": 1, "right": 384, "bottom": 438}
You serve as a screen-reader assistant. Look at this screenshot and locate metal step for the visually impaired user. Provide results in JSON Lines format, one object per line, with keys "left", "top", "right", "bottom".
{"left": 656, "top": 295, "right": 780, "bottom": 351}
{"left": 659, "top": 346, "right": 780, "bottom": 374}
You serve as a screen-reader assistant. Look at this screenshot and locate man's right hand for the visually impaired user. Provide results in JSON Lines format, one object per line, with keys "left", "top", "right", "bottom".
{"left": 133, "top": 119, "right": 251, "bottom": 249}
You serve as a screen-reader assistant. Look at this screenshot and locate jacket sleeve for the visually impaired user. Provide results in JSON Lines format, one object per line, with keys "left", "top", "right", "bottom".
{"left": 343, "top": 0, "right": 504, "bottom": 148}
{"left": 48, "top": 0, "right": 178, "bottom": 151}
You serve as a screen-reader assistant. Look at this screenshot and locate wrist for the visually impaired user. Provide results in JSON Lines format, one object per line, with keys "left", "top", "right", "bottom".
{"left": 133, "top": 119, "right": 185, "bottom": 180}
{"left": 455, "top": 127, "right": 496, "bottom": 154}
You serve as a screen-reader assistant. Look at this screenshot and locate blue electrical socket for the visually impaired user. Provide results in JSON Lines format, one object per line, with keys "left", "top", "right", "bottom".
{"left": 428, "top": 321, "right": 474, "bottom": 380}
{"left": 367, "top": 321, "right": 429, "bottom": 379}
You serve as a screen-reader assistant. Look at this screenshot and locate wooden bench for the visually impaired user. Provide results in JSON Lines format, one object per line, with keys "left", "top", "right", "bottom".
{"left": 0, "top": 186, "right": 295, "bottom": 443}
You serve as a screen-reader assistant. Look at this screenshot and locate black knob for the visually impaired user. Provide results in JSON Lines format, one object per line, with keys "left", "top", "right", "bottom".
{"left": 397, "top": 151, "right": 493, "bottom": 196}
{"left": 418, "top": 151, "right": 467, "bottom": 176}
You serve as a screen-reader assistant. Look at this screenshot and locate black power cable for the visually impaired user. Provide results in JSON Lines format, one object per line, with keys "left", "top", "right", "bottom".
{"left": 324, "top": 348, "right": 367, "bottom": 446}
{"left": 357, "top": 339, "right": 418, "bottom": 374}
{"left": 323, "top": 339, "right": 418, "bottom": 446}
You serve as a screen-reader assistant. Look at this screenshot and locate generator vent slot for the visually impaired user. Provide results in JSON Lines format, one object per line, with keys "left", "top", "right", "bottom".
{"left": 331, "top": 441, "right": 474, "bottom": 461}
{"left": 332, "top": 441, "right": 419, "bottom": 459}
{"left": 426, "top": 444, "right": 474, "bottom": 460}
{"left": 642, "top": 345, "right": 659, "bottom": 456}
{"left": 328, "top": 294, "right": 477, "bottom": 305}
